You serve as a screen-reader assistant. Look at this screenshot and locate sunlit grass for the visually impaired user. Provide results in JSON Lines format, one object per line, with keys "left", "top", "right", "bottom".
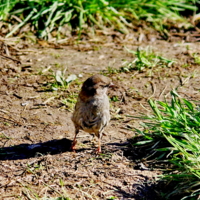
{"left": 44, "top": 70, "right": 78, "bottom": 91}
{"left": 0, "top": 0, "right": 197, "bottom": 39}
{"left": 123, "top": 47, "right": 175, "bottom": 71}
{"left": 104, "top": 47, "right": 174, "bottom": 74}
{"left": 131, "top": 90, "right": 200, "bottom": 199}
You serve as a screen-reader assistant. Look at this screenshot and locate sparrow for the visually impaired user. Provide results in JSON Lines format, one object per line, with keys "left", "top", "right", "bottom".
{"left": 71, "top": 74, "right": 113, "bottom": 153}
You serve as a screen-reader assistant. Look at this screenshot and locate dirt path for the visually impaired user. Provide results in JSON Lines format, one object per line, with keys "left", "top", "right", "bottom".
{"left": 0, "top": 37, "right": 199, "bottom": 199}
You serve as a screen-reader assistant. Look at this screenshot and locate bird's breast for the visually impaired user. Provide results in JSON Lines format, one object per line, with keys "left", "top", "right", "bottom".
{"left": 72, "top": 95, "right": 110, "bottom": 134}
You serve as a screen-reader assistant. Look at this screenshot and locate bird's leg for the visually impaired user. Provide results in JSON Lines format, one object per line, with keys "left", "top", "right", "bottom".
{"left": 96, "top": 138, "right": 101, "bottom": 153}
{"left": 96, "top": 132, "right": 102, "bottom": 153}
{"left": 71, "top": 129, "right": 79, "bottom": 151}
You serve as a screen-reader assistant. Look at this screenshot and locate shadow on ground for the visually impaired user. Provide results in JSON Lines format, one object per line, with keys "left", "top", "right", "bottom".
{"left": 0, "top": 138, "right": 72, "bottom": 160}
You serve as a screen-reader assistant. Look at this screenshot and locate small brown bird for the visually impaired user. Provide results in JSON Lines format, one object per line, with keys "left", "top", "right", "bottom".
{"left": 71, "top": 74, "right": 113, "bottom": 153}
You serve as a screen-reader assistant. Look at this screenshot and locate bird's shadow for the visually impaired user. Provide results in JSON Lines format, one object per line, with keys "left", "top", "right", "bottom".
{"left": 0, "top": 138, "right": 73, "bottom": 160}
{"left": 0, "top": 138, "right": 119, "bottom": 161}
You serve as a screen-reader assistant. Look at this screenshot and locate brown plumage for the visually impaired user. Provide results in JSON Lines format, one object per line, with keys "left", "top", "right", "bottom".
{"left": 71, "top": 74, "right": 113, "bottom": 153}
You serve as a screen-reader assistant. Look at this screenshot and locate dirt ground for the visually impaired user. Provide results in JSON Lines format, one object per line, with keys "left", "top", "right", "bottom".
{"left": 0, "top": 33, "right": 200, "bottom": 200}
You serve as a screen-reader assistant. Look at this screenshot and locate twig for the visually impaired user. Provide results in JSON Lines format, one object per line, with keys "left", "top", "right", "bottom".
{"left": 0, "top": 54, "right": 21, "bottom": 64}
{"left": 0, "top": 116, "right": 21, "bottom": 125}
{"left": 139, "top": 103, "right": 151, "bottom": 112}
{"left": 148, "top": 81, "right": 156, "bottom": 100}
{"left": 158, "top": 84, "right": 168, "bottom": 100}
{"left": 0, "top": 110, "right": 22, "bottom": 125}
{"left": 43, "top": 96, "right": 55, "bottom": 104}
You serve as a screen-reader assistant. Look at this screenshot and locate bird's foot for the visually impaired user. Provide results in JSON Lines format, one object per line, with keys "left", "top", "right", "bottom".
{"left": 71, "top": 140, "right": 77, "bottom": 152}
{"left": 96, "top": 147, "right": 101, "bottom": 154}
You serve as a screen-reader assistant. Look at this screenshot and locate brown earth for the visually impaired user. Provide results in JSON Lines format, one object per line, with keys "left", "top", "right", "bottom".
{"left": 0, "top": 34, "right": 200, "bottom": 200}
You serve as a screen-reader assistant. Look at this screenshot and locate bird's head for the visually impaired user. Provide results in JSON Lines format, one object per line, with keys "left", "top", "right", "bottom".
{"left": 80, "top": 74, "right": 113, "bottom": 101}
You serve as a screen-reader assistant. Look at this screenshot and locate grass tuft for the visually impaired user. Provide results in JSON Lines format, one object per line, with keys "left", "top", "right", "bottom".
{"left": 0, "top": 0, "right": 198, "bottom": 39}
{"left": 104, "top": 47, "right": 174, "bottom": 75}
{"left": 131, "top": 90, "right": 200, "bottom": 199}
{"left": 48, "top": 70, "right": 77, "bottom": 91}
{"left": 123, "top": 47, "right": 174, "bottom": 72}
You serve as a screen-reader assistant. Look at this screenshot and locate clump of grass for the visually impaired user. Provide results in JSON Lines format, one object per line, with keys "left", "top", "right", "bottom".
{"left": 50, "top": 70, "right": 77, "bottom": 91}
{"left": 192, "top": 53, "right": 200, "bottom": 64}
{"left": 164, "top": 133, "right": 200, "bottom": 199}
{"left": 0, "top": 0, "right": 197, "bottom": 39}
{"left": 104, "top": 47, "right": 174, "bottom": 75}
{"left": 61, "top": 92, "right": 77, "bottom": 111}
{"left": 131, "top": 90, "right": 200, "bottom": 199}
{"left": 121, "top": 47, "right": 174, "bottom": 72}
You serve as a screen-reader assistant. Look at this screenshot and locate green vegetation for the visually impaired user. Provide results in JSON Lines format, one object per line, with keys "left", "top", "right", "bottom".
{"left": 0, "top": 0, "right": 198, "bottom": 39}
{"left": 104, "top": 47, "right": 174, "bottom": 74}
{"left": 132, "top": 90, "right": 200, "bottom": 199}
{"left": 123, "top": 47, "right": 174, "bottom": 72}
{"left": 192, "top": 53, "right": 200, "bottom": 64}
{"left": 61, "top": 92, "right": 77, "bottom": 111}
{"left": 50, "top": 70, "right": 77, "bottom": 90}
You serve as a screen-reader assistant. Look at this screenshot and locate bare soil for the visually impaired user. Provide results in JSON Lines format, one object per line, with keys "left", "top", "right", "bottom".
{"left": 0, "top": 34, "right": 199, "bottom": 200}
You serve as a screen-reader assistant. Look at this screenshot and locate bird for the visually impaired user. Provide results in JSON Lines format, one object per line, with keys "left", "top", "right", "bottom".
{"left": 71, "top": 74, "right": 113, "bottom": 153}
